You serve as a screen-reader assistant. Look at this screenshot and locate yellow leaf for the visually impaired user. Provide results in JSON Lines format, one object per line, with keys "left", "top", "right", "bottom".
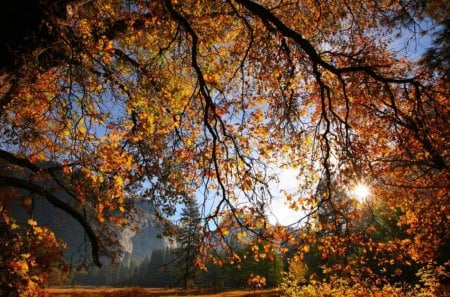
{"left": 115, "top": 175, "right": 124, "bottom": 187}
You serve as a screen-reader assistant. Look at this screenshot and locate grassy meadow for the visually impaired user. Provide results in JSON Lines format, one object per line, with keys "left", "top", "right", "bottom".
{"left": 45, "top": 286, "right": 281, "bottom": 297}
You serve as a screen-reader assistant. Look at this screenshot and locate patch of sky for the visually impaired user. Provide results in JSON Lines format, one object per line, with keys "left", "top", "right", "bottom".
{"left": 388, "top": 18, "right": 441, "bottom": 61}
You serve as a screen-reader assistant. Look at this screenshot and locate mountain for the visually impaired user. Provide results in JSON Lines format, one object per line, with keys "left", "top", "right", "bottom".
{"left": 12, "top": 192, "right": 170, "bottom": 267}
{"left": 16, "top": 196, "right": 176, "bottom": 285}
{"left": 117, "top": 200, "right": 174, "bottom": 267}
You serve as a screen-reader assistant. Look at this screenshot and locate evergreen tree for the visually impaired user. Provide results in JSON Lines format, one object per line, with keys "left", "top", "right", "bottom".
{"left": 138, "top": 248, "right": 176, "bottom": 287}
{"left": 173, "top": 197, "right": 202, "bottom": 289}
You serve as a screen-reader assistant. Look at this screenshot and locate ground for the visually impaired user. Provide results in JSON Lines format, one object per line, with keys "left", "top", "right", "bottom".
{"left": 46, "top": 286, "right": 281, "bottom": 297}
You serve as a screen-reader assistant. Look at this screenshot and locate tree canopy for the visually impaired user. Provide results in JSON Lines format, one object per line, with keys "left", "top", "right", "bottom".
{"left": 0, "top": 0, "right": 448, "bottom": 294}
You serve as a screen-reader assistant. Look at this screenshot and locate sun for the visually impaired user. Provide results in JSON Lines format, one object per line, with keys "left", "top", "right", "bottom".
{"left": 352, "top": 183, "right": 371, "bottom": 201}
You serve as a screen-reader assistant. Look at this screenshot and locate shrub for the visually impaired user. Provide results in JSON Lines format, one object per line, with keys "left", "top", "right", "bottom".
{"left": 278, "top": 278, "right": 445, "bottom": 297}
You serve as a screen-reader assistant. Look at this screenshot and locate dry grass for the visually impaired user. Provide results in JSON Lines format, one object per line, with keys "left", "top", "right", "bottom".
{"left": 45, "top": 286, "right": 281, "bottom": 297}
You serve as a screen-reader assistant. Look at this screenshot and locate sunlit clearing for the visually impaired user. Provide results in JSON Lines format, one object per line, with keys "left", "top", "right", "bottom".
{"left": 352, "top": 183, "right": 370, "bottom": 201}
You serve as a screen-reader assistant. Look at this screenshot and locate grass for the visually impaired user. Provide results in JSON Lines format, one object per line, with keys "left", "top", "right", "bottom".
{"left": 45, "top": 286, "right": 281, "bottom": 297}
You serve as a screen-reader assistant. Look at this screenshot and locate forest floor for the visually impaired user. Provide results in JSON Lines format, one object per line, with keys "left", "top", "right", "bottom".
{"left": 46, "top": 286, "right": 281, "bottom": 297}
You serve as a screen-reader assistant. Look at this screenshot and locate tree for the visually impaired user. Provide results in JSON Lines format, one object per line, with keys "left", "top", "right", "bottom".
{"left": 200, "top": 241, "right": 284, "bottom": 289}
{"left": 0, "top": 0, "right": 448, "bottom": 294}
{"left": 173, "top": 197, "right": 202, "bottom": 289}
{"left": 140, "top": 248, "right": 176, "bottom": 287}
{"left": 299, "top": 178, "right": 422, "bottom": 284}
{"left": 0, "top": 216, "right": 66, "bottom": 296}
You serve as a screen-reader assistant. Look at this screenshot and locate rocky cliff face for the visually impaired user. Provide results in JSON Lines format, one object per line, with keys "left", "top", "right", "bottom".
{"left": 116, "top": 201, "right": 171, "bottom": 267}
{"left": 13, "top": 196, "right": 170, "bottom": 268}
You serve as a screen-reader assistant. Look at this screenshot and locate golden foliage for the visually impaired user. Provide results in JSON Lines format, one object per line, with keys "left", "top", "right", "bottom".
{"left": 0, "top": 0, "right": 448, "bottom": 294}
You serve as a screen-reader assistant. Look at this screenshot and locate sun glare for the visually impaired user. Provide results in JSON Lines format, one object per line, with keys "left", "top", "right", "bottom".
{"left": 352, "top": 183, "right": 370, "bottom": 201}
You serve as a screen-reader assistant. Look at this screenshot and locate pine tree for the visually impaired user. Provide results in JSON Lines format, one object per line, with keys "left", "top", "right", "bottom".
{"left": 173, "top": 197, "right": 202, "bottom": 289}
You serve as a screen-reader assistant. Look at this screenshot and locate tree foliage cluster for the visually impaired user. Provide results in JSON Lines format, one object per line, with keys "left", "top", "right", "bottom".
{"left": 0, "top": 0, "right": 448, "bottom": 295}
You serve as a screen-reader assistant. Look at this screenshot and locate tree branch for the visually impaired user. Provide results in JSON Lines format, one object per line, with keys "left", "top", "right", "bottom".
{"left": 235, "top": 0, "right": 416, "bottom": 84}
{"left": 0, "top": 175, "right": 102, "bottom": 267}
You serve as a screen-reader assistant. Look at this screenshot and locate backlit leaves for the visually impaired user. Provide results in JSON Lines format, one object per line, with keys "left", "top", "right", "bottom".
{"left": 0, "top": 0, "right": 448, "bottom": 294}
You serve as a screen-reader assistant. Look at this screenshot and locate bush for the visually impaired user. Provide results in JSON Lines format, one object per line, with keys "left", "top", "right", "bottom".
{"left": 279, "top": 278, "right": 445, "bottom": 297}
